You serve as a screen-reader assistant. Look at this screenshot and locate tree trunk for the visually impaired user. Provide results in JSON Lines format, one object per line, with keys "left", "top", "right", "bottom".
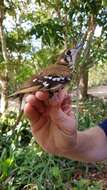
{"left": 0, "top": 0, "right": 9, "bottom": 113}
{"left": 0, "top": 76, "right": 8, "bottom": 113}
{"left": 78, "top": 15, "right": 96, "bottom": 100}
{"left": 0, "top": 75, "right": 9, "bottom": 114}
{"left": 79, "top": 66, "right": 89, "bottom": 100}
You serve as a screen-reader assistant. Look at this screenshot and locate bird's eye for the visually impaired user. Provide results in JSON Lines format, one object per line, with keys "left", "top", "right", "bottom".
{"left": 66, "top": 50, "right": 71, "bottom": 56}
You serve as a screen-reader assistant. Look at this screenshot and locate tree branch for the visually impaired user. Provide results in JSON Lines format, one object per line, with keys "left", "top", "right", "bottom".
{"left": 81, "top": 15, "right": 96, "bottom": 65}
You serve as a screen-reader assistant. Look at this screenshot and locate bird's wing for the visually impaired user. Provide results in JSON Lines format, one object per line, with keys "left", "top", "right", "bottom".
{"left": 38, "top": 64, "right": 70, "bottom": 77}
{"left": 18, "top": 64, "right": 71, "bottom": 89}
{"left": 8, "top": 85, "right": 41, "bottom": 97}
{"left": 8, "top": 64, "right": 71, "bottom": 97}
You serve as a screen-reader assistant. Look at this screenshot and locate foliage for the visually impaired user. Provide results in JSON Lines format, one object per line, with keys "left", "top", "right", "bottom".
{"left": 72, "top": 178, "right": 103, "bottom": 190}
{"left": 0, "top": 0, "right": 107, "bottom": 78}
{"left": 0, "top": 99, "right": 107, "bottom": 190}
{"left": 0, "top": 0, "right": 106, "bottom": 104}
{"left": 89, "top": 61, "right": 107, "bottom": 87}
{"left": 0, "top": 0, "right": 107, "bottom": 189}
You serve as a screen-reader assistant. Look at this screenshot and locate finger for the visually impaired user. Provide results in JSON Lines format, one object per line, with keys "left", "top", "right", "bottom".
{"left": 49, "top": 92, "right": 76, "bottom": 135}
{"left": 49, "top": 93, "right": 61, "bottom": 108}
{"left": 24, "top": 103, "right": 48, "bottom": 133}
{"left": 49, "top": 91, "right": 72, "bottom": 116}
{"left": 31, "top": 115, "right": 49, "bottom": 134}
{"left": 49, "top": 90, "right": 70, "bottom": 108}
{"left": 50, "top": 107, "right": 76, "bottom": 135}
{"left": 64, "top": 106, "right": 74, "bottom": 116}
{"left": 24, "top": 103, "right": 40, "bottom": 125}
{"left": 61, "top": 94, "right": 72, "bottom": 106}
{"left": 58, "top": 89, "right": 68, "bottom": 104}
{"left": 35, "top": 91, "right": 49, "bottom": 101}
{"left": 26, "top": 94, "right": 46, "bottom": 113}
{"left": 62, "top": 104, "right": 71, "bottom": 112}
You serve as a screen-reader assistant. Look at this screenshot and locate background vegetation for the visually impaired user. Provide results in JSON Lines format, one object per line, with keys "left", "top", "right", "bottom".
{"left": 0, "top": 0, "right": 107, "bottom": 189}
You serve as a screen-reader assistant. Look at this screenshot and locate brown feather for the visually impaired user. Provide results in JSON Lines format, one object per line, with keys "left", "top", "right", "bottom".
{"left": 8, "top": 50, "right": 73, "bottom": 97}
{"left": 39, "top": 64, "right": 70, "bottom": 77}
{"left": 8, "top": 85, "right": 41, "bottom": 97}
{"left": 20, "top": 64, "right": 71, "bottom": 90}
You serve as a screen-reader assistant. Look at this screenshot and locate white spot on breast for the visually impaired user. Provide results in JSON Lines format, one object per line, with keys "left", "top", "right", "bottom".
{"left": 44, "top": 76, "right": 48, "bottom": 79}
{"left": 33, "top": 78, "right": 37, "bottom": 82}
{"left": 43, "top": 81, "right": 49, "bottom": 87}
{"left": 48, "top": 76, "right": 52, "bottom": 79}
{"left": 56, "top": 78, "right": 61, "bottom": 81}
{"left": 60, "top": 77, "right": 65, "bottom": 80}
{"left": 52, "top": 78, "right": 57, "bottom": 81}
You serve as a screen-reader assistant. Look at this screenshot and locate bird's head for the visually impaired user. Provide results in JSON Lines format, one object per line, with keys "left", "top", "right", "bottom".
{"left": 64, "top": 43, "right": 83, "bottom": 69}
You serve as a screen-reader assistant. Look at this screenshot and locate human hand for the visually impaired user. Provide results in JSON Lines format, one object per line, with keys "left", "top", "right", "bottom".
{"left": 24, "top": 90, "right": 77, "bottom": 157}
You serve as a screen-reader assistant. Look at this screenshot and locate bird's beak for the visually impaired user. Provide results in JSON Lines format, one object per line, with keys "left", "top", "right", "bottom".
{"left": 76, "top": 43, "right": 83, "bottom": 50}
{"left": 72, "top": 43, "right": 83, "bottom": 65}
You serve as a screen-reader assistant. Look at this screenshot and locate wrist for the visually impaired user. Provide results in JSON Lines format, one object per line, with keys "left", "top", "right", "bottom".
{"left": 56, "top": 129, "right": 78, "bottom": 158}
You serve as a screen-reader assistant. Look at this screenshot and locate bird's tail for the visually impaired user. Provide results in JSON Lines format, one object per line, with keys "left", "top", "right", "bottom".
{"left": 8, "top": 85, "right": 40, "bottom": 98}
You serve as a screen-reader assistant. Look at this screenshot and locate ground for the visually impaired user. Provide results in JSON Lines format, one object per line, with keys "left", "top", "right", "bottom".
{"left": 88, "top": 85, "right": 107, "bottom": 101}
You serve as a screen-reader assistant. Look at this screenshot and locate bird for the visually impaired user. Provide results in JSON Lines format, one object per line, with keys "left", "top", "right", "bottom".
{"left": 9, "top": 43, "right": 82, "bottom": 98}
{"left": 9, "top": 44, "right": 82, "bottom": 128}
